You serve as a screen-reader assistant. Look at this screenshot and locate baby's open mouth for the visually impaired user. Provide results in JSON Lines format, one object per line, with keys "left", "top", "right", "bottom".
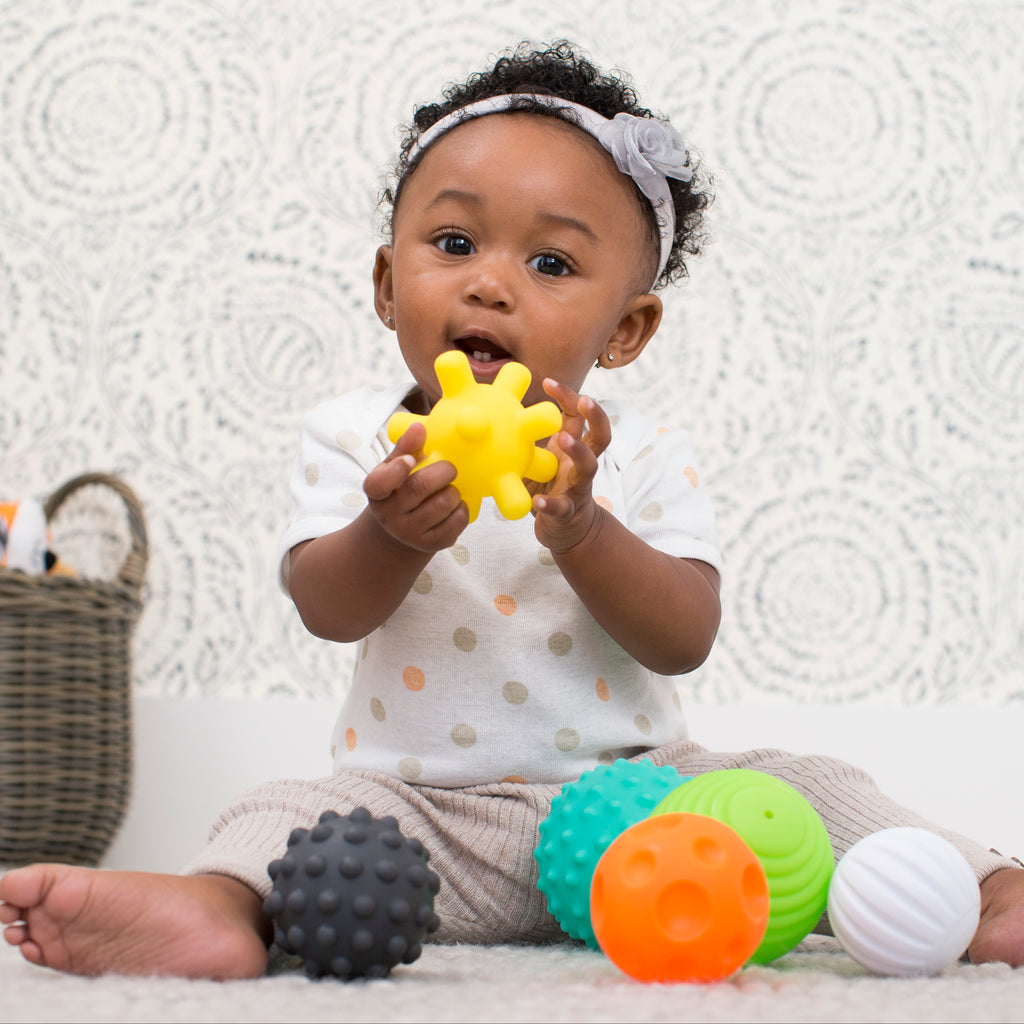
{"left": 455, "top": 336, "right": 513, "bottom": 365}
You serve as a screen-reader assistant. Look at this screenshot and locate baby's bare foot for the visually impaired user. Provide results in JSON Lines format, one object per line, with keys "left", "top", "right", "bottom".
{"left": 969, "top": 867, "right": 1024, "bottom": 967}
{"left": 0, "top": 864, "right": 270, "bottom": 978}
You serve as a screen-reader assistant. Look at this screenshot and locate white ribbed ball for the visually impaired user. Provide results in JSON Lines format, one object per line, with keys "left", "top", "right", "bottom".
{"left": 828, "top": 827, "right": 981, "bottom": 976}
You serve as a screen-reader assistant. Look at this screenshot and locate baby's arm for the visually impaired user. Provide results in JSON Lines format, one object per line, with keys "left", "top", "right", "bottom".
{"left": 534, "top": 381, "right": 721, "bottom": 676}
{"left": 287, "top": 422, "right": 469, "bottom": 642}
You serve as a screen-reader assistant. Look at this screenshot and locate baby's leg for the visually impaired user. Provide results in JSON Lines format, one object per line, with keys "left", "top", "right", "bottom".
{"left": 648, "top": 741, "right": 1024, "bottom": 966}
{"left": 182, "top": 770, "right": 566, "bottom": 945}
{"left": 0, "top": 866, "right": 269, "bottom": 978}
{"left": 0, "top": 768, "right": 565, "bottom": 980}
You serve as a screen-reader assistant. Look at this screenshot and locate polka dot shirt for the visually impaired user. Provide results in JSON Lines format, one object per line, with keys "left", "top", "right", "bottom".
{"left": 278, "top": 379, "right": 723, "bottom": 787}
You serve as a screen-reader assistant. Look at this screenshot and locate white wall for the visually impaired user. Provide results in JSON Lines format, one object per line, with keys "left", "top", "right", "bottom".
{"left": 3, "top": 1, "right": 1022, "bottom": 879}
{"left": 2, "top": 0, "right": 1021, "bottom": 707}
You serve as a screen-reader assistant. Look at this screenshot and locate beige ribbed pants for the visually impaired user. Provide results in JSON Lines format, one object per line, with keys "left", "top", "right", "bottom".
{"left": 182, "top": 740, "right": 1018, "bottom": 945}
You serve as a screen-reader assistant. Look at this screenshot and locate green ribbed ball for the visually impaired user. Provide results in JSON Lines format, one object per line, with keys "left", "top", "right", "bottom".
{"left": 652, "top": 769, "right": 833, "bottom": 963}
{"left": 535, "top": 759, "right": 686, "bottom": 948}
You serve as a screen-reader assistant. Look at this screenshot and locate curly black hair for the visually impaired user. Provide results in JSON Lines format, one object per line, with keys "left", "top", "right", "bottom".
{"left": 380, "top": 41, "right": 712, "bottom": 290}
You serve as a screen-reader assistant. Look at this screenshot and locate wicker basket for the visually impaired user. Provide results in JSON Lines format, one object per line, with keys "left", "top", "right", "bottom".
{"left": 0, "top": 472, "right": 148, "bottom": 867}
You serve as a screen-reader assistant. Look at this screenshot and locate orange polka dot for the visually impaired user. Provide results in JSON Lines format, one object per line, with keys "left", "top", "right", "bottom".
{"left": 595, "top": 678, "right": 610, "bottom": 702}
{"left": 403, "top": 666, "right": 426, "bottom": 691}
{"left": 345, "top": 728, "right": 357, "bottom": 751}
{"left": 502, "top": 775, "right": 528, "bottom": 784}
{"left": 658, "top": 426, "right": 671, "bottom": 435}
{"left": 684, "top": 466, "right": 699, "bottom": 488}
{"left": 595, "top": 496, "right": 613, "bottom": 512}
{"left": 494, "top": 594, "right": 517, "bottom": 616}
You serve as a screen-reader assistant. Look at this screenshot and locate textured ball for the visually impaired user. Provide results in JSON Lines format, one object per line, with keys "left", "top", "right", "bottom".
{"left": 264, "top": 807, "right": 442, "bottom": 979}
{"left": 827, "top": 827, "right": 981, "bottom": 976}
{"left": 534, "top": 758, "right": 686, "bottom": 947}
{"left": 652, "top": 769, "right": 833, "bottom": 963}
{"left": 591, "top": 813, "right": 769, "bottom": 983}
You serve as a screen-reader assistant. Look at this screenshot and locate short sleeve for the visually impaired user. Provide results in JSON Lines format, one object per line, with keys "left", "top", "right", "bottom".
{"left": 276, "top": 381, "right": 413, "bottom": 591}
{"left": 603, "top": 400, "right": 723, "bottom": 576}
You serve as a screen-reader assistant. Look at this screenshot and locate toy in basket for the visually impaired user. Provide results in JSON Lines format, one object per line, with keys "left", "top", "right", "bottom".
{"left": 0, "top": 496, "right": 76, "bottom": 576}
{"left": 0, "top": 472, "right": 148, "bottom": 868}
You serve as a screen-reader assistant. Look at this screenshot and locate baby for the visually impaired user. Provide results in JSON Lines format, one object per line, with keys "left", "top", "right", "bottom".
{"left": 2, "top": 41, "right": 1023, "bottom": 978}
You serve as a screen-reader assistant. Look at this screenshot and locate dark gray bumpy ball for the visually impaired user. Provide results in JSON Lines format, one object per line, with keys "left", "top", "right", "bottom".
{"left": 263, "top": 807, "right": 442, "bottom": 979}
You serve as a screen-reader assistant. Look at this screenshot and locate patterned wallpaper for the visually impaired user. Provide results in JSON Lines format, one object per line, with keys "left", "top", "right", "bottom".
{"left": 1, "top": 0, "right": 1021, "bottom": 703}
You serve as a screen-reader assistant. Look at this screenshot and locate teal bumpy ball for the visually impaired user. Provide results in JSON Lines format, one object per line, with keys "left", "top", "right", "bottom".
{"left": 535, "top": 759, "right": 687, "bottom": 948}
{"left": 652, "top": 769, "right": 833, "bottom": 963}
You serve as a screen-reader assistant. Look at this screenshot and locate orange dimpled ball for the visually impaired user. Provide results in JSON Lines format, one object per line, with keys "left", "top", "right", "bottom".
{"left": 591, "top": 813, "right": 769, "bottom": 984}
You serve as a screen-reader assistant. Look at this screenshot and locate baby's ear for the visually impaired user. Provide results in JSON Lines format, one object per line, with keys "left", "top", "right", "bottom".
{"left": 602, "top": 293, "right": 663, "bottom": 369}
{"left": 373, "top": 245, "right": 395, "bottom": 326}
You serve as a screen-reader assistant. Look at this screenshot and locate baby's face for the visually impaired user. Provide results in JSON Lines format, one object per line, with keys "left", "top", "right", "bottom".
{"left": 375, "top": 112, "right": 659, "bottom": 409}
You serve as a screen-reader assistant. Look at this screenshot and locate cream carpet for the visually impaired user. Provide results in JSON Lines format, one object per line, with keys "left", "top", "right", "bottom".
{"left": 4, "top": 935, "right": 1023, "bottom": 1023}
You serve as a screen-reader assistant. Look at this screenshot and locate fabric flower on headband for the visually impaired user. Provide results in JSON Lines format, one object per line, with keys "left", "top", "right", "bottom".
{"left": 594, "top": 114, "right": 694, "bottom": 205}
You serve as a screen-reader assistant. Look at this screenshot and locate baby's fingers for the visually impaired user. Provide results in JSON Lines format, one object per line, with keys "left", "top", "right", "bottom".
{"left": 533, "top": 491, "right": 576, "bottom": 522}
{"left": 363, "top": 453, "right": 417, "bottom": 502}
{"left": 543, "top": 380, "right": 611, "bottom": 457}
{"left": 389, "top": 421, "right": 427, "bottom": 460}
{"left": 543, "top": 378, "right": 586, "bottom": 436}
{"left": 577, "top": 395, "right": 611, "bottom": 458}
{"left": 558, "top": 429, "right": 600, "bottom": 487}
{"left": 364, "top": 422, "right": 427, "bottom": 501}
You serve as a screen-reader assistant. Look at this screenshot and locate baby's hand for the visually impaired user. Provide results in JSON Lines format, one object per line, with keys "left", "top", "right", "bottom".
{"left": 532, "top": 379, "right": 611, "bottom": 553}
{"left": 364, "top": 422, "right": 469, "bottom": 552}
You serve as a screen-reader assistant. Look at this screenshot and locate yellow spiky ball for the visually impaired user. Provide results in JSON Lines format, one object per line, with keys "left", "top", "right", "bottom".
{"left": 387, "top": 351, "right": 563, "bottom": 521}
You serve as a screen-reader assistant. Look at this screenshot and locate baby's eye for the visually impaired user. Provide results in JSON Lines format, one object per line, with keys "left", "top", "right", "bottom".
{"left": 529, "top": 254, "right": 570, "bottom": 277}
{"left": 436, "top": 234, "right": 474, "bottom": 257}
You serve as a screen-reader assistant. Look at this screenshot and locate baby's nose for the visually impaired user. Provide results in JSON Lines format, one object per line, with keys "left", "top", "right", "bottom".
{"left": 462, "top": 256, "right": 515, "bottom": 309}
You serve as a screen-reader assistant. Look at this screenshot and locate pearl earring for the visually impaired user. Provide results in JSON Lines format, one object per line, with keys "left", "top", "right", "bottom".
{"left": 386, "top": 315, "right": 394, "bottom": 326}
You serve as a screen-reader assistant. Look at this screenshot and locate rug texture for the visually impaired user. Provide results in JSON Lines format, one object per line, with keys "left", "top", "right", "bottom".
{"left": 4, "top": 935, "right": 1023, "bottom": 1023}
